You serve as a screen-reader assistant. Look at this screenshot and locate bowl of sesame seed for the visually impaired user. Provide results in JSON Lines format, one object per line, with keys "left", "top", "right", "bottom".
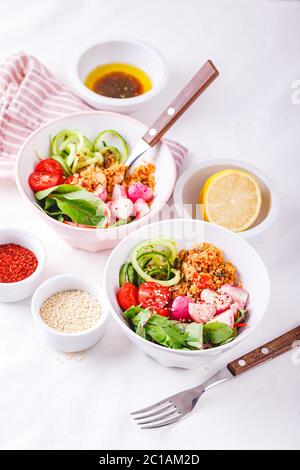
{"left": 31, "top": 274, "right": 108, "bottom": 352}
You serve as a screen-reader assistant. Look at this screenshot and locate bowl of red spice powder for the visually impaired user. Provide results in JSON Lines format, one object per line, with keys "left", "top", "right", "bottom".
{"left": 0, "top": 228, "right": 46, "bottom": 302}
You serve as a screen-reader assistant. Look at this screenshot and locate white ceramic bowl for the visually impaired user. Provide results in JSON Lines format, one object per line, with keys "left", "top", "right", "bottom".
{"left": 70, "top": 38, "right": 169, "bottom": 114}
{"left": 15, "top": 111, "right": 177, "bottom": 252}
{"left": 31, "top": 274, "right": 108, "bottom": 352}
{"left": 103, "top": 219, "right": 270, "bottom": 369}
{"left": 0, "top": 227, "right": 46, "bottom": 303}
{"left": 173, "top": 159, "right": 280, "bottom": 239}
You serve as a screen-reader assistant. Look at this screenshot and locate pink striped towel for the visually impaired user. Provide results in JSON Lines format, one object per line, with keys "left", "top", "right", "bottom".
{"left": 0, "top": 52, "right": 187, "bottom": 180}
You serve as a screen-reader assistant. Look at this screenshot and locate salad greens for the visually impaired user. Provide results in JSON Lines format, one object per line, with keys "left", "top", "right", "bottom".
{"left": 124, "top": 305, "right": 236, "bottom": 350}
{"left": 35, "top": 184, "right": 106, "bottom": 226}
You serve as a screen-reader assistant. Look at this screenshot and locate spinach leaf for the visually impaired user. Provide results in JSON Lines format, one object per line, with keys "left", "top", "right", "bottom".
{"left": 203, "top": 322, "right": 233, "bottom": 345}
{"left": 218, "top": 327, "right": 238, "bottom": 346}
{"left": 49, "top": 190, "right": 106, "bottom": 226}
{"left": 123, "top": 305, "right": 142, "bottom": 320}
{"left": 35, "top": 184, "right": 81, "bottom": 200}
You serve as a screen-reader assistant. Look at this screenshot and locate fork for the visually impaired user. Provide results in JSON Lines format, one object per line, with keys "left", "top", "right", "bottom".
{"left": 131, "top": 326, "right": 300, "bottom": 429}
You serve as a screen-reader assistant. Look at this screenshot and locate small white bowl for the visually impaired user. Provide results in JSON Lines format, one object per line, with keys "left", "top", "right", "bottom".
{"left": 0, "top": 227, "right": 46, "bottom": 303}
{"left": 173, "top": 159, "right": 280, "bottom": 239}
{"left": 31, "top": 274, "right": 108, "bottom": 352}
{"left": 103, "top": 219, "right": 270, "bottom": 369}
{"left": 70, "top": 38, "right": 169, "bottom": 114}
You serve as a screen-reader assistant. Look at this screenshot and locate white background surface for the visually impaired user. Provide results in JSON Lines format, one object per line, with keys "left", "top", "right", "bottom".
{"left": 0, "top": 0, "right": 299, "bottom": 450}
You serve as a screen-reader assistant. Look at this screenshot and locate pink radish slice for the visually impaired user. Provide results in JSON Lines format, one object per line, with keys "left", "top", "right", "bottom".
{"left": 170, "top": 296, "right": 195, "bottom": 322}
{"left": 127, "top": 182, "right": 153, "bottom": 203}
{"left": 200, "top": 289, "right": 232, "bottom": 314}
{"left": 208, "top": 309, "right": 234, "bottom": 328}
{"left": 95, "top": 185, "right": 108, "bottom": 202}
{"left": 111, "top": 197, "right": 133, "bottom": 220}
{"left": 133, "top": 198, "right": 150, "bottom": 219}
{"left": 218, "top": 284, "right": 249, "bottom": 310}
{"left": 112, "top": 184, "right": 127, "bottom": 200}
{"left": 229, "top": 302, "right": 240, "bottom": 319}
{"left": 104, "top": 203, "right": 116, "bottom": 226}
{"left": 188, "top": 302, "right": 216, "bottom": 324}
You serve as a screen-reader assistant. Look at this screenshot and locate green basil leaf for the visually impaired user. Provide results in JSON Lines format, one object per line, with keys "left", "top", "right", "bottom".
{"left": 203, "top": 322, "right": 233, "bottom": 345}
{"left": 35, "top": 184, "right": 81, "bottom": 201}
{"left": 48, "top": 190, "right": 106, "bottom": 226}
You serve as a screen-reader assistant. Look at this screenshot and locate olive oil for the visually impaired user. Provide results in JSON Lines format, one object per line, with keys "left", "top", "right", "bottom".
{"left": 85, "top": 63, "right": 152, "bottom": 99}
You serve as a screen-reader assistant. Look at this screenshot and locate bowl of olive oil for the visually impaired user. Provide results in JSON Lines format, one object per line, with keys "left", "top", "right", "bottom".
{"left": 71, "top": 39, "right": 169, "bottom": 114}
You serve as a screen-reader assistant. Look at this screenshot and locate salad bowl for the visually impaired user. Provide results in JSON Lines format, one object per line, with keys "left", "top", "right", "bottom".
{"left": 15, "top": 111, "right": 176, "bottom": 252}
{"left": 103, "top": 219, "right": 271, "bottom": 369}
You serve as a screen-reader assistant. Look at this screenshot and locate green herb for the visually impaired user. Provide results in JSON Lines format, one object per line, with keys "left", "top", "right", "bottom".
{"left": 123, "top": 306, "right": 203, "bottom": 350}
{"left": 35, "top": 184, "right": 106, "bottom": 226}
{"left": 203, "top": 322, "right": 233, "bottom": 345}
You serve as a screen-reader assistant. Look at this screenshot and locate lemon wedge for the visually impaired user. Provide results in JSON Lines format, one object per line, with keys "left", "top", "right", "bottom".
{"left": 200, "top": 169, "right": 262, "bottom": 232}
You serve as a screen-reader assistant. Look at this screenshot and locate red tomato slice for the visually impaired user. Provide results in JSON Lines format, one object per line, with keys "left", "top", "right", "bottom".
{"left": 193, "top": 273, "right": 211, "bottom": 290}
{"left": 117, "top": 283, "right": 139, "bottom": 310}
{"left": 28, "top": 171, "right": 63, "bottom": 192}
{"left": 35, "top": 159, "right": 64, "bottom": 176}
{"left": 138, "top": 282, "right": 172, "bottom": 316}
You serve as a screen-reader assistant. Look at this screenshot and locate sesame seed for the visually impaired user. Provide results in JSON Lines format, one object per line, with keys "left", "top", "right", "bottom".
{"left": 40, "top": 290, "right": 102, "bottom": 334}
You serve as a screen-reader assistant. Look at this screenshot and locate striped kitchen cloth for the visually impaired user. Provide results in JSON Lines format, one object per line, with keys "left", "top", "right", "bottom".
{"left": 0, "top": 52, "right": 187, "bottom": 180}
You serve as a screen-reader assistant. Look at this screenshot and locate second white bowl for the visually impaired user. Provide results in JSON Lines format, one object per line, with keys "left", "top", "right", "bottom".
{"left": 173, "top": 159, "right": 280, "bottom": 239}
{"left": 103, "top": 219, "right": 270, "bottom": 369}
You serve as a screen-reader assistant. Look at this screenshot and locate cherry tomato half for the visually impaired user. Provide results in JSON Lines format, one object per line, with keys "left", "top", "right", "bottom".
{"left": 138, "top": 282, "right": 172, "bottom": 316}
{"left": 117, "top": 283, "right": 139, "bottom": 310}
{"left": 35, "top": 158, "right": 64, "bottom": 176}
{"left": 28, "top": 171, "right": 64, "bottom": 192}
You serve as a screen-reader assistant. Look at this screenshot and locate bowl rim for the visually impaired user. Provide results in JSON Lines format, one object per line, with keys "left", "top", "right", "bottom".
{"left": 173, "top": 158, "right": 280, "bottom": 238}
{"left": 103, "top": 218, "right": 271, "bottom": 356}
{"left": 0, "top": 227, "right": 46, "bottom": 287}
{"left": 15, "top": 110, "right": 177, "bottom": 234}
{"left": 70, "top": 37, "right": 169, "bottom": 106}
{"left": 31, "top": 273, "right": 108, "bottom": 338}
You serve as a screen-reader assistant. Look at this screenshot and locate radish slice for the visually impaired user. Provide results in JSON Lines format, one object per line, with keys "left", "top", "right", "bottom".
{"left": 170, "top": 296, "right": 194, "bottom": 322}
{"left": 105, "top": 202, "right": 116, "bottom": 226}
{"left": 229, "top": 302, "right": 240, "bottom": 319}
{"left": 127, "top": 182, "right": 153, "bottom": 203}
{"left": 133, "top": 198, "right": 150, "bottom": 219}
{"left": 111, "top": 197, "right": 133, "bottom": 220}
{"left": 188, "top": 302, "right": 216, "bottom": 324}
{"left": 112, "top": 184, "right": 127, "bottom": 200}
{"left": 208, "top": 309, "right": 234, "bottom": 328}
{"left": 218, "top": 285, "right": 249, "bottom": 309}
{"left": 95, "top": 184, "right": 108, "bottom": 202}
{"left": 200, "top": 289, "right": 232, "bottom": 314}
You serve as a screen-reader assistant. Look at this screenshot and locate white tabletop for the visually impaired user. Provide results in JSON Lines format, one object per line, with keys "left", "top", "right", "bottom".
{"left": 0, "top": 0, "right": 299, "bottom": 450}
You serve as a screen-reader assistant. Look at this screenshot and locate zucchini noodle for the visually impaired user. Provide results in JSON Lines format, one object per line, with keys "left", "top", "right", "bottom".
{"left": 131, "top": 238, "right": 180, "bottom": 287}
{"left": 49, "top": 128, "right": 129, "bottom": 175}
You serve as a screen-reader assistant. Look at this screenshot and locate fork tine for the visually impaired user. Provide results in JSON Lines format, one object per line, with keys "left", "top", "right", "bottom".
{"left": 130, "top": 399, "right": 171, "bottom": 416}
{"left": 134, "top": 403, "right": 175, "bottom": 420}
{"left": 140, "top": 411, "right": 189, "bottom": 430}
{"left": 137, "top": 409, "right": 179, "bottom": 426}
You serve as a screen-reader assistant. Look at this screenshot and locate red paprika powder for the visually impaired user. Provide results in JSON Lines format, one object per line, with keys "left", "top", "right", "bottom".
{"left": 0, "top": 243, "right": 38, "bottom": 283}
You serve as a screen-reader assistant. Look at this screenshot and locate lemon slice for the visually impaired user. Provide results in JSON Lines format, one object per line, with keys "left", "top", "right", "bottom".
{"left": 200, "top": 169, "right": 262, "bottom": 232}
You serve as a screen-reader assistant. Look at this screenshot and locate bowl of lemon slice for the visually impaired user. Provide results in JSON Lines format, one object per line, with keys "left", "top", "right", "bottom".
{"left": 173, "top": 159, "right": 280, "bottom": 239}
